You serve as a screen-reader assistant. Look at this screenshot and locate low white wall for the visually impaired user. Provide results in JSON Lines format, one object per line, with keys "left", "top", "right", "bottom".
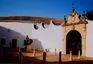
{"left": 0, "top": 21, "right": 64, "bottom": 53}
{"left": 86, "top": 20, "right": 93, "bottom": 57}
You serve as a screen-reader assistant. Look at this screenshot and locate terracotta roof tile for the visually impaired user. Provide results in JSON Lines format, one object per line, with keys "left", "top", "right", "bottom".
{"left": 0, "top": 16, "right": 64, "bottom": 25}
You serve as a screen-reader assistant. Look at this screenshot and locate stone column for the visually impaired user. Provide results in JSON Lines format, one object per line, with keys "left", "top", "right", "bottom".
{"left": 78, "top": 50, "right": 80, "bottom": 59}
{"left": 33, "top": 48, "right": 36, "bottom": 56}
{"left": 69, "top": 51, "right": 72, "bottom": 60}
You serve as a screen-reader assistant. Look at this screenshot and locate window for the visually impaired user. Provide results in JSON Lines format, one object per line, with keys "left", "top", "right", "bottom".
{"left": 42, "top": 22, "right": 50, "bottom": 28}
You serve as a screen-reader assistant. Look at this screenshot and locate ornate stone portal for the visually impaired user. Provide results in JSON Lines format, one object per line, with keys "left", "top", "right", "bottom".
{"left": 62, "top": 8, "right": 88, "bottom": 56}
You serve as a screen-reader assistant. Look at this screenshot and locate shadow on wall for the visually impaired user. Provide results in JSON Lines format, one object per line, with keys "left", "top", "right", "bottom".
{"left": 31, "top": 39, "right": 44, "bottom": 50}
{"left": 0, "top": 26, "right": 26, "bottom": 47}
{"left": 0, "top": 26, "right": 44, "bottom": 50}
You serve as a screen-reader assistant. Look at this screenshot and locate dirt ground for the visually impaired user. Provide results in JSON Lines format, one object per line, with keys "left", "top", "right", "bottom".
{"left": 0, "top": 48, "right": 93, "bottom": 64}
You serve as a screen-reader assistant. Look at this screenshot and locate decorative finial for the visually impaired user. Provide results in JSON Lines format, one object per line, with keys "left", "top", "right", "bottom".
{"left": 82, "top": 11, "right": 85, "bottom": 17}
{"left": 82, "top": 10, "right": 86, "bottom": 23}
{"left": 61, "top": 15, "right": 66, "bottom": 26}
{"left": 64, "top": 15, "right": 66, "bottom": 21}
{"left": 72, "top": 0, "right": 75, "bottom": 12}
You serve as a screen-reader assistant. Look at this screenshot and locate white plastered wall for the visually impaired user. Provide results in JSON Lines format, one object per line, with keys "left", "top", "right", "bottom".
{"left": 0, "top": 21, "right": 64, "bottom": 53}
{"left": 86, "top": 20, "right": 93, "bottom": 57}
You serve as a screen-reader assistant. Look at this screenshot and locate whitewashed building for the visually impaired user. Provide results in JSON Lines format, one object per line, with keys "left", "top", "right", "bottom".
{"left": 0, "top": 16, "right": 63, "bottom": 53}
{"left": 0, "top": 8, "right": 93, "bottom": 57}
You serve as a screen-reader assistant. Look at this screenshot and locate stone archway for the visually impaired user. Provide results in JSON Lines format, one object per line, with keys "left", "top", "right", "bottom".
{"left": 66, "top": 30, "right": 82, "bottom": 55}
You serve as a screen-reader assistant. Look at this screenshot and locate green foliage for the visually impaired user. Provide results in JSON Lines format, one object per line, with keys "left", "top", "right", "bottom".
{"left": 86, "top": 10, "right": 93, "bottom": 20}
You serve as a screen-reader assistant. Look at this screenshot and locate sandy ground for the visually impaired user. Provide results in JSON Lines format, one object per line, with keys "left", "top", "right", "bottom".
{"left": 23, "top": 52, "right": 93, "bottom": 62}
{"left": 1, "top": 51, "right": 93, "bottom": 64}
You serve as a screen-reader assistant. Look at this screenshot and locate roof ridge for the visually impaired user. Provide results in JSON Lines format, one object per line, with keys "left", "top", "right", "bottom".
{"left": 0, "top": 16, "right": 64, "bottom": 25}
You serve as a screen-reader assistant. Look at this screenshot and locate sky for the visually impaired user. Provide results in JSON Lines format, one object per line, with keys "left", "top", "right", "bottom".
{"left": 0, "top": 0, "right": 93, "bottom": 19}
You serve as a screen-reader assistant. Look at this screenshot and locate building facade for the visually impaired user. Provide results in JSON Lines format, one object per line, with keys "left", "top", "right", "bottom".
{"left": 0, "top": 8, "right": 93, "bottom": 57}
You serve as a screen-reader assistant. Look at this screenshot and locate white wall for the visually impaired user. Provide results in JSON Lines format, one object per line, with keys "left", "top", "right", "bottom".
{"left": 31, "top": 21, "right": 63, "bottom": 53}
{"left": 0, "top": 22, "right": 33, "bottom": 47}
{"left": 0, "top": 21, "right": 64, "bottom": 53}
{"left": 86, "top": 20, "right": 93, "bottom": 57}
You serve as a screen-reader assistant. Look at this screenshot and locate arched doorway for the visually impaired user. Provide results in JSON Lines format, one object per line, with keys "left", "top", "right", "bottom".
{"left": 66, "top": 30, "right": 82, "bottom": 55}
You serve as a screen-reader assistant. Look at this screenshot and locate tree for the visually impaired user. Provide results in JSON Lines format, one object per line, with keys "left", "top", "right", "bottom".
{"left": 86, "top": 10, "right": 93, "bottom": 20}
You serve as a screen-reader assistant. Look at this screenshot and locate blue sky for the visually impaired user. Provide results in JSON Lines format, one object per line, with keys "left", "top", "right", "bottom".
{"left": 0, "top": 0, "right": 93, "bottom": 19}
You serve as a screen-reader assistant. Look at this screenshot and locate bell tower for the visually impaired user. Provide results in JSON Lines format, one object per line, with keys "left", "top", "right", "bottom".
{"left": 62, "top": 6, "right": 88, "bottom": 56}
